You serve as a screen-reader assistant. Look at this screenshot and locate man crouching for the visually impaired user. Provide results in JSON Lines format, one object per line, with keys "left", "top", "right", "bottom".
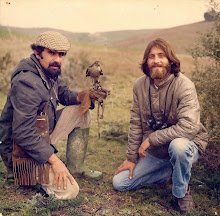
{"left": 0, "top": 31, "right": 101, "bottom": 199}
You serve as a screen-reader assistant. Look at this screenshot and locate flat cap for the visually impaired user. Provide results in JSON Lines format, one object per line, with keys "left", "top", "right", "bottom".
{"left": 34, "top": 31, "right": 71, "bottom": 52}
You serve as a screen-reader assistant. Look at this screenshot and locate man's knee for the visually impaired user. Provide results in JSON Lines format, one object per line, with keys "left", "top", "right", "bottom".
{"left": 60, "top": 181, "right": 80, "bottom": 200}
{"left": 65, "top": 105, "right": 91, "bottom": 128}
{"left": 168, "top": 138, "right": 193, "bottom": 159}
{"left": 112, "top": 175, "right": 123, "bottom": 191}
{"left": 42, "top": 179, "right": 79, "bottom": 200}
{"left": 112, "top": 172, "right": 131, "bottom": 192}
{"left": 42, "top": 167, "right": 80, "bottom": 200}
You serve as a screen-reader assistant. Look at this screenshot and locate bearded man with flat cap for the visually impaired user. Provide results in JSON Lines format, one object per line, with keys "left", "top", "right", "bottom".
{"left": 0, "top": 31, "right": 102, "bottom": 199}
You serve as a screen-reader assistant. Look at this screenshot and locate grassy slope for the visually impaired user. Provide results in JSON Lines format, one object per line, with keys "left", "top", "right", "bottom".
{"left": 112, "top": 21, "right": 215, "bottom": 54}
{"left": 0, "top": 26, "right": 159, "bottom": 46}
{"left": 0, "top": 20, "right": 214, "bottom": 53}
{"left": 0, "top": 28, "right": 219, "bottom": 215}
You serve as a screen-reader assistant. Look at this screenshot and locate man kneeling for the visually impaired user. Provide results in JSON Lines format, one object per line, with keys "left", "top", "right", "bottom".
{"left": 113, "top": 38, "right": 208, "bottom": 213}
{"left": 0, "top": 31, "right": 101, "bottom": 199}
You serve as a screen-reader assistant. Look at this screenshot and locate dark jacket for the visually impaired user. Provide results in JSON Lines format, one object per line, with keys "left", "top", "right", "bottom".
{"left": 127, "top": 73, "right": 208, "bottom": 164}
{"left": 0, "top": 54, "right": 78, "bottom": 169}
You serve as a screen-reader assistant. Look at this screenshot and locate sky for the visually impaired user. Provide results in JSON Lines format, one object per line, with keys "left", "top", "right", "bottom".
{"left": 0, "top": 0, "right": 215, "bottom": 34}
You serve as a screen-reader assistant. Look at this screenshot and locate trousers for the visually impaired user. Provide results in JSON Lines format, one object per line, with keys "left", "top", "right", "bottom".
{"left": 113, "top": 138, "right": 200, "bottom": 198}
{"left": 42, "top": 105, "right": 91, "bottom": 199}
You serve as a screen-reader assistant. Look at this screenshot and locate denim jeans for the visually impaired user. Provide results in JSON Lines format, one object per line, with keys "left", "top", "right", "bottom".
{"left": 113, "top": 138, "right": 200, "bottom": 198}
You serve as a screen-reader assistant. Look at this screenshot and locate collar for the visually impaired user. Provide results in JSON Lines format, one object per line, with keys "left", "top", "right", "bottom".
{"left": 30, "top": 54, "right": 53, "bottom": 89}
{"left": 151, "top": 74, "right": 175, "bottom": 89}
{"left": 36, "top": 65, "right": 51, "bottom": 89}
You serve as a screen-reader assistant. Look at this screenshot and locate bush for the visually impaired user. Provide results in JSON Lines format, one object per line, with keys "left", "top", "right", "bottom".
{"left": 0, "top": 52, "right": 15, "bottom": 94}
{"left": 190, "top": 1, "right": 220, "bottom": 144}
{"left": 190, "top": 0, "right": 220, "bottom": 201}
{"left": 204, "top": 9, "right": 218, "bottom": 22}
{"left": 204, "top": 0, "right": 219, "bottom": 22}
{"left": 62, "top": 52, "right": 92, "bottom": 91}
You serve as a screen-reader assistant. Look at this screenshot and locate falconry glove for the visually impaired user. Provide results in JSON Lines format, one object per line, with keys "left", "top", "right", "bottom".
{"left": 78, "top": 89, "right": 107, "bottom": 116}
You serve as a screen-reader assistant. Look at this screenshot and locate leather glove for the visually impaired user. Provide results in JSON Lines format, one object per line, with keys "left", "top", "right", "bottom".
{"left": 78, "top": 90, "right": 92, "bottom": 116}
{"left": 78, "top": 89, "right": 108, "bottom": 116}
{"left": 90, "top": 89, "right": 108, "bottom": 103}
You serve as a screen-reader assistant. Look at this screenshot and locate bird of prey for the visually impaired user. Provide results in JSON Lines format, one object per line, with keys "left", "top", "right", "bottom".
{"left": 86, "top": 61, "right": 103, "bottom": 84}
{"left": 85, "top": 61, "right": 110, "bottom": 138}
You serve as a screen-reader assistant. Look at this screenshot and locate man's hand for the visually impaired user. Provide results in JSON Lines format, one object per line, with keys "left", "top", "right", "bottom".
{"left": 90, "top": 89, "right": 108, "bottom": 103}
{"left": 78, "top": 89, "right": 109, "bottom": 116}
{"left": 138, "top": 138, "right": 150, "bottom": 158}
{"left": 115, "top": 160, "right": 136, "bottom": 179}
{"left": 48, "top": 154, "right": 75, "bottom": 190}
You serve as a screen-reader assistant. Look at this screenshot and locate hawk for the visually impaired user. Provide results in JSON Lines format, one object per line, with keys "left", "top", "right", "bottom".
{"left": 86, "top": 61, "right": 103, "bottom": 83}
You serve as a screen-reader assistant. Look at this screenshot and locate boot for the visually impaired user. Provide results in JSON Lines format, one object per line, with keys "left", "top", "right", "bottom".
{"left": 66, "top": 127, "right": 102, "bottom": 180}
{"left": 178, "top": 186, "right": 195, "bottom": 214}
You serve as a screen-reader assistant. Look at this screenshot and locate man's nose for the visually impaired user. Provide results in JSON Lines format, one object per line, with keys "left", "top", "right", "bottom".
{"left": 53, "top": 53, "right": 61, "bottom": 62}
{"left": 154, "top": 55, "right": 160, "bottom": 63}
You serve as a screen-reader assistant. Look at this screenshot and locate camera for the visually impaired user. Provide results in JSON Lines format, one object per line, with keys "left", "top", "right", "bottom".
{"left": 147, "top": 116, "right": 167, "bottom": 130}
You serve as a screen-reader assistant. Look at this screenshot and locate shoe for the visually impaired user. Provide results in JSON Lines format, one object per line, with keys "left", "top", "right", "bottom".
{"left": 33, "top": 183, "right": 49, "bottom": 197}
{"left": 178, "top": 186, "right": 195, "bottom": 214}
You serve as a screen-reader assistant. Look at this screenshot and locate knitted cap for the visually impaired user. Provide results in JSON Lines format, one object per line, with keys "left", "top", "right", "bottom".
{"left": 34, "top": 31, "right": 70, "bottom": 52}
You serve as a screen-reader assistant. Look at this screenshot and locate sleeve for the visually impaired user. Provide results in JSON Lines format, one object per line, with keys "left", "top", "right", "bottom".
{"left": 57, "top": 77, "right": 79, "bottom": 106}
{"left": 11, "top": 74, "right": 55, "bottom": 164}
{"left": 126, "top": 84, "right": 143, "bottom": 164}
{"left": 148, "top": 80, "right": 201, "bottom": 147}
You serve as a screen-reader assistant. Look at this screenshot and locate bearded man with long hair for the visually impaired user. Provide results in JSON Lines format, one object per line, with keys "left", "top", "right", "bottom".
{"left": 113, "top": 38, "right": 208, "bottom": 214}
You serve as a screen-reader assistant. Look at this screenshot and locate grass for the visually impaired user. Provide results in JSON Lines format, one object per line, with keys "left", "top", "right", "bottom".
{"left": 0, "top": 89, "right": 219, "bottom": 215}
{"left": 0, "top": 33, "right": 219, "bottom": 215}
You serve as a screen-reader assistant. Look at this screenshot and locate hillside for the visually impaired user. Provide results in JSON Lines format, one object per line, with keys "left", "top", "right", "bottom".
{"left": 0, "top": 21, "right": 214, "bottom": 54}
{"left": 111, "top": 21, "right": 215, "bottom": 53}
{"left": 0, "top": 25, "right": 160, "bottom": 45}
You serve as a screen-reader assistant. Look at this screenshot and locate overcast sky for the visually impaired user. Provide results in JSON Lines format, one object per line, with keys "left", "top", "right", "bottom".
{"left": 0, "top": 0, "right": 213, "bottom": 33}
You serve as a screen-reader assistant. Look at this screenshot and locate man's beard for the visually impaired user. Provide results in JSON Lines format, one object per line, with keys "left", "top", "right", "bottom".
{"left": 149, "top": 63, "right": 171, "bottom": 80}
{"left": 43, "top": 62, "right": 61, "bottom": 80}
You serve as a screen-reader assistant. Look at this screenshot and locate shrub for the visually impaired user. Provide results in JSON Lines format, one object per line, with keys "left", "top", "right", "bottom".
{"left": 62, "top": 52, "right": 92, "bottom": 91}
{"left": 190, "top": 0, "right": 220, "bottom": 144}
{"left": 204, "top": 0, "right": 219, "bottom": 21}
{"left": 190, "top": 0, "right": 220, "bottom": 201}
{"left": 0, "top": 52, "right": 15, "bottom": 94}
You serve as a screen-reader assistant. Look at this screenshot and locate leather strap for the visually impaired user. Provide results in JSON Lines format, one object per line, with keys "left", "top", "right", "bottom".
{"left": 41, "top": 99, "right": 50, "bottom": 115}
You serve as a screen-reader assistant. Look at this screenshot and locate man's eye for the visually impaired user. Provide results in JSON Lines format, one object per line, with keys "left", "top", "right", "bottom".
{"left": 148, "top": 55, "right": 154, "bottom": 59}
{"left": 48, "top": 50, "right": 55, "bottom": 55}
{"left": 59, "top": 52, "right": 66, "bottom": 57}
{"left": 159, "top": 53, "right": 165, "bottom": 58}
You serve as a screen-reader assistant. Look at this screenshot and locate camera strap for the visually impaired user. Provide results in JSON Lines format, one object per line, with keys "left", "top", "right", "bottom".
{"left": 149, "top": 76, "right": 175, "bottom": 123}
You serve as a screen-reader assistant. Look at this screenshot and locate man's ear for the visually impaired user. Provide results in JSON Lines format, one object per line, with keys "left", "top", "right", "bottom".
{"left": 34, "top": 50, "right": 42, "bottom": 60}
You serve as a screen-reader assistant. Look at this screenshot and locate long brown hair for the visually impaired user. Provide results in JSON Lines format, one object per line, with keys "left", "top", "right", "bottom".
{"left": 140, "top": 38, "right": 180, "bottom": 77}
